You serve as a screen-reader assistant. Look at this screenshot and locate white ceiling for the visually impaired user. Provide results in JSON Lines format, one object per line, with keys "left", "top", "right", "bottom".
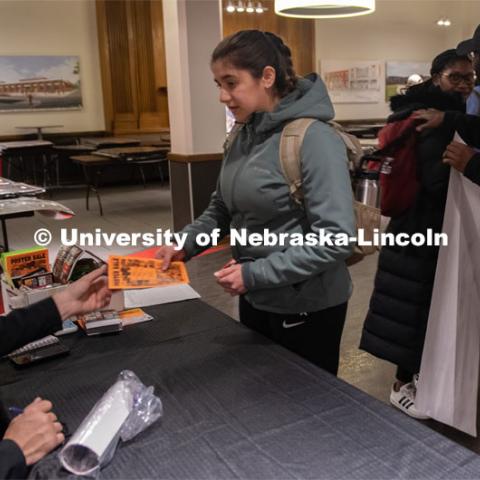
{"left": 342, "top": 0, "right": 479, "bottom": 32}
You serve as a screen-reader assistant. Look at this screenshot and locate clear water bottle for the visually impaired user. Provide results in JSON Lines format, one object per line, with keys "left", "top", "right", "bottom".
{"left": 355, "top": 170, "right": 380, "bottom": 208}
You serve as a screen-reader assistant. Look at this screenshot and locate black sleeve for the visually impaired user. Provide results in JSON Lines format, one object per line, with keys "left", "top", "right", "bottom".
{"left": 0, "top": 297, "right": 62, "bottom": 357}
{"left": 416, "top": 129, "right": 451, "bottom": 198}
{"left": 464, "top": 152, "right": 480, "bottom": 186}
{"left": 443, "top": 111, "right": 480, "bottom": 147}
{"left": 0, "top": 439, "right": 27, "bottom": 479}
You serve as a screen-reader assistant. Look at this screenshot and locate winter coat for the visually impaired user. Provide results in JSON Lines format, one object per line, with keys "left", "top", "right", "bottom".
{"left": 179, "top": 74, "right": 356, "bottom": 314}
{"left": 360, "top": 84, "right": 466, "bottom": 373}
{"left": 443, "top": 109, "right": 480, "bottom": 186}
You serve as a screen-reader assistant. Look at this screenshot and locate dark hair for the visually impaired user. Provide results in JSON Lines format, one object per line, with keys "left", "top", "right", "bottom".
{"left": 430, "top": 48, "right": 471, "bottom": 76}
{"left": 405, "top": 49, "right": 472, "bottom": 96}
{"left": 211, "top": 30, "right": 297, "bottom": 97}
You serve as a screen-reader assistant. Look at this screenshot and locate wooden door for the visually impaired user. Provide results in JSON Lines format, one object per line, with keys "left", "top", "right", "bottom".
{"left": 96, "top": 0, "right": 169, "bottom": 134}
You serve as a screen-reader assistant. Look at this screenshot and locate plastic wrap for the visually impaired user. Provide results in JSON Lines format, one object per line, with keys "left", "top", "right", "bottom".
{"left": 59, "top": 370, "right": 162, "bottom": 476}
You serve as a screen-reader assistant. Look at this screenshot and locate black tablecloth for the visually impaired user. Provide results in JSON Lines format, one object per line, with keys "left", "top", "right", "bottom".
{"left": 1, "top": 299, "right": 480, "bottom": 479}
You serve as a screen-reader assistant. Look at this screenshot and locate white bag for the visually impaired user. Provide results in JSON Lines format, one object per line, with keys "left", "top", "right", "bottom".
{"left": 416, "top": 166, "right": 480, "bottom": 436}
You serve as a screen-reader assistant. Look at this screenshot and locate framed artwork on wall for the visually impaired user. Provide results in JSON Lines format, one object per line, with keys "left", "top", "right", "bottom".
{"left": 385, "top": 61, "right": 430, "bottom": 101}
{"left": 320, "top": 60, "right": 383, "bottom": 104}
{"left": 0, "top": 56, "right": 82, "bottom": 112}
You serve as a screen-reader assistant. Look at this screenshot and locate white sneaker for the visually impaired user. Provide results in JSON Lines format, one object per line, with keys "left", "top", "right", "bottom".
{"left": 390, "top": 381, "right": 430, "bottom": 420}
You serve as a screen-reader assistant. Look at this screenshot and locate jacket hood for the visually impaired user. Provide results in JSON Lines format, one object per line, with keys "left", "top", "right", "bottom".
{"left": 388, "top": 81, "right": 466, "bottom": 122}
{"left": 252, "top": 73, "right": 335, "bottom": 133}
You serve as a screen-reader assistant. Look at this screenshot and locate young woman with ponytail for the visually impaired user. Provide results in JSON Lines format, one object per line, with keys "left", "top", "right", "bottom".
{"left": 157, "top": 30, "right": 355, "bottom": 375}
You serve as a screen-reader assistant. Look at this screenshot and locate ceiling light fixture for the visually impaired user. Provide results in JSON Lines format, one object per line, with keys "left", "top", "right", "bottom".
{"left": 256, "top": 2, "right": 264, "bottom": 13}
{"left": 436, "top": 17, "right": 451, "bottom": 27}
{"left": 275, "top": 0, "right": 375, "bottom": 18}
{"left": 225, "top": 1, "right": 266, "bottom": 14}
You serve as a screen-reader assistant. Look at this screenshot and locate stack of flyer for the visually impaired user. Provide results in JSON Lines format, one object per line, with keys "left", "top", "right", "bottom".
{"left": 76, "top": 310, "right": 123, "bottom": 336}
{"left": 76, "top": 308, "right": 152, "bottom": 335}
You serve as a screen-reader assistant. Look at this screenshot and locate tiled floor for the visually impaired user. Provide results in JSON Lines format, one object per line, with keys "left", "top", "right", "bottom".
{"left": 5, "top": 182, "right": 480, "bottom": 453}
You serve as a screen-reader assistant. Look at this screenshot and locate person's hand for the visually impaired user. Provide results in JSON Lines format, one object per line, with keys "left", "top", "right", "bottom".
{"left": 3, "top": 398, "right": 64, "bottom": 466}
{"left": 442, "top": 141, "right": 476, "bottom": 173}
{"left": 155, "top": 245, "right": 186, "bottom": 271}
{"left": 53, "top": 265, "right": 112, "bottom": 320}
{"left": 214, "top": 263, "right": 247, "bottom": 296}
{"left": 412, "top": 108, "right": 445, "bottom": 131}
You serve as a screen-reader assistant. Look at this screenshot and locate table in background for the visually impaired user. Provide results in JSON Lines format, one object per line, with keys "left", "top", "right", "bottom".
{"left": 79, "top": 137, "right": 141, "bottom": 149}
{"left": 51, "top": 144, "right": 97, "bottom": 187}
{"left": 70, "top": 154, "right": 117, "bottom": 216}
{"left": 0, "top": 140, "right": 53, "bottom": 187}
{"left": 15, "top": 125, "right": 63, "bottom": 141}
{"left": 71, "top": 146, "right": 168, "bottom": 216}
{"left": 70, "top": 146, "right": 169, "bottom": 215}
{"left": 2, "top": 299, "right": 480, "bottom": 479}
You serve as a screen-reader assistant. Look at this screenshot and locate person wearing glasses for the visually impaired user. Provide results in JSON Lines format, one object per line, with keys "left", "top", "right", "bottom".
{"left": 414, "top": 26, "right": 480, "bottom": 186}
{"left": 361, "top": 49, "right": 474, "bottom": 419}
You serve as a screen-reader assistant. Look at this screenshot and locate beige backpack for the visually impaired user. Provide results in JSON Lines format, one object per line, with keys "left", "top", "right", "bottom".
{"left": 224, "top": 118, "right": 381, "bottom": 266}
{"left": 279, "top": 118, "right": 380, "bottom": 266}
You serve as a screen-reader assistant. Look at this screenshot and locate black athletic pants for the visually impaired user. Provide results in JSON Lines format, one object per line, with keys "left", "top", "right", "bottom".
{"left": 239, "top": 296, "right": 348, "bottom": 376}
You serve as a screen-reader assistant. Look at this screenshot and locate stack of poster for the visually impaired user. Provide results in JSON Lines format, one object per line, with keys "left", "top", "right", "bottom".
{"left": 1, "top": 247, "right": 51, "bottom": 288}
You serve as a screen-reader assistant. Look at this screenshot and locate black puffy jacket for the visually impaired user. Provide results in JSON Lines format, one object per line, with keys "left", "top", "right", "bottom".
{"left": 360, "top": 84, "right": 466, "bottom": 373}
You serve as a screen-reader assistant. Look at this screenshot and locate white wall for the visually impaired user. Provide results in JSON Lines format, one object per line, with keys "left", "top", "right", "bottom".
{"left": 315, "top": 0, "right": 480, "bottom": 121}
{"left": 163, "top": 0, "right": 225, "bottom": 154}
{"left": 0, "top": 0, "right": 105, "bottom": 136}
{"left": 186, "top": 0, "right": 226, "bottom": 153}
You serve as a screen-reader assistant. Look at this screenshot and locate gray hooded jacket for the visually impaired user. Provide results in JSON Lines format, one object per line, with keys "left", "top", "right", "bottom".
{"left": 180, "top": 74, "right": 355, "bottom": 314}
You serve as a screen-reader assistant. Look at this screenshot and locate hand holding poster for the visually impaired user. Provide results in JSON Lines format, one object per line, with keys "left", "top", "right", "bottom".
{"left": 108, "top": 255, "right": 189, "bottom": 289}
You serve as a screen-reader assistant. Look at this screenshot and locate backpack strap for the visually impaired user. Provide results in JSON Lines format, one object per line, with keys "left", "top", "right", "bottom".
{"left": 279, "top": 118, "right": 316, "bottom": 206}
{"left": 328, "top": 120, "right": 364, "bottom": 169}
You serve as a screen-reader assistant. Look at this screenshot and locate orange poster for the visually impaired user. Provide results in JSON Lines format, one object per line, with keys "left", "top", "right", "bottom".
{"left": 108, "top": 255, "right": 189, "bottom": 290}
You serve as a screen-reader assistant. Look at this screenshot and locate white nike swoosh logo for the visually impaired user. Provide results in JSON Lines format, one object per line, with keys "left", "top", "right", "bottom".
{"left": 282, "top": 320, "right": 306, "bottom": 329}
